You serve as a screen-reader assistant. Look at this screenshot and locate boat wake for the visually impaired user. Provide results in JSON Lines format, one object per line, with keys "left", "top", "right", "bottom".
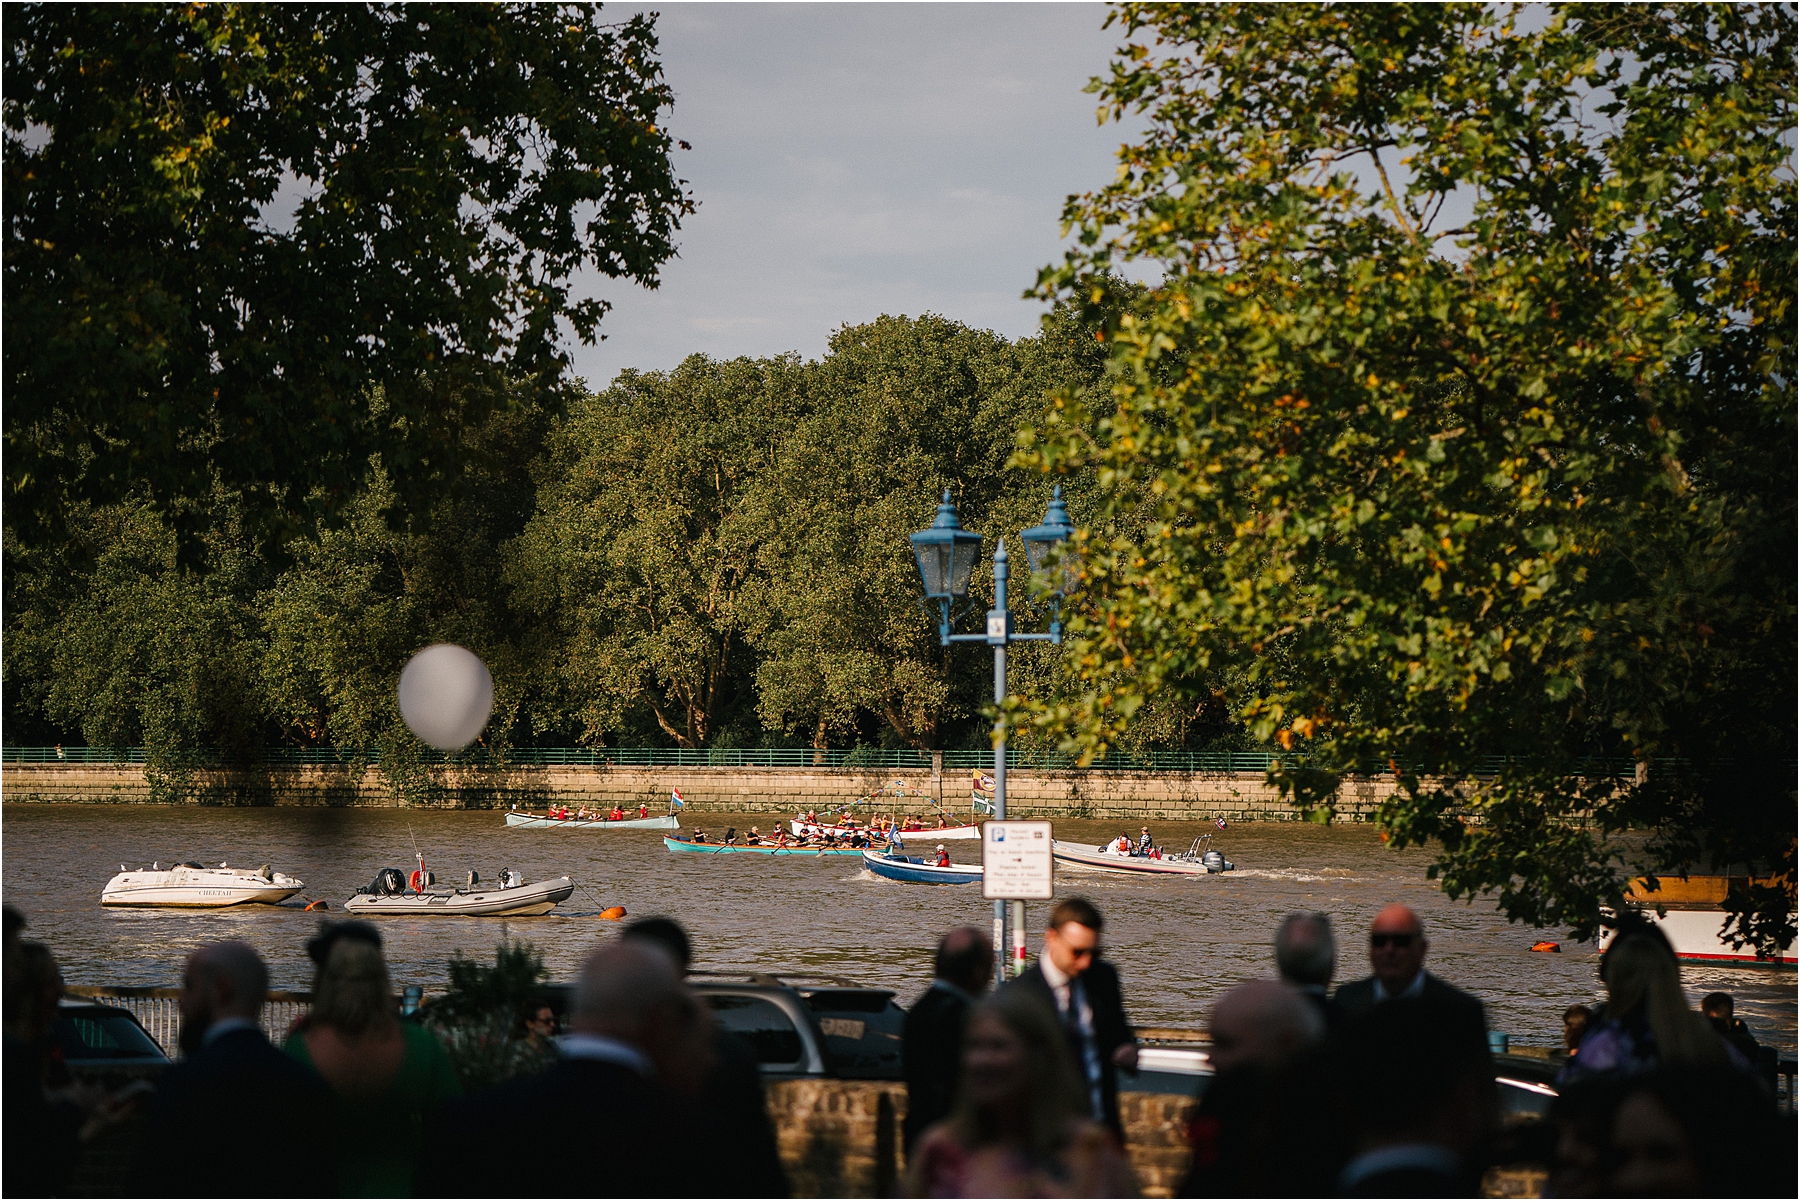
{"left": 1230, "top": 867, "right": 1365, "bottom": 884}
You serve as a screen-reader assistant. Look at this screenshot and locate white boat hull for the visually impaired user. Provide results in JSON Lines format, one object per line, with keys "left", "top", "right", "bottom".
{"left": 343, "top": 876, "right": 575, "bottom": 917}
{"left": 1600, "top": 907, "right": 1798, "bottom": 966}
{"left": 1051, "top": 840, "right": 1210, "bottom": 877}
{"left": 505, "top": 812, "right": 679, "bottom": 831}
{"left": 101, "top": 866, "right": 304, "bottom": 908}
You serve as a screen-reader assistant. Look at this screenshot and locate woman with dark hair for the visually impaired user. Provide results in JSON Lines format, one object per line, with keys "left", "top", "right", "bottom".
{"left": 904, "top": 987, "right": 1132, "bottom": 1197}
{"left": 284, "top": 924, "right": 460, "bottom": 1195}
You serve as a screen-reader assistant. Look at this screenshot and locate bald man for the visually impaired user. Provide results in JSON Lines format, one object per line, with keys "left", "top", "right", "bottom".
{"left": 903, "top": 925, "right": 994, "bottom": 1151}
{"left": 138, "top": 942, "right": 335, "bottom": 1195}
{"left": 422, "top": 940, "right": 706, "bottom": 1197}
{"left": 1331, "top": 904, "right": 1487, "bottom": 1029}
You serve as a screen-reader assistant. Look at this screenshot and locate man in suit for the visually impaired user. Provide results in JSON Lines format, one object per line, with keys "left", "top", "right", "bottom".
{"left": 421, "top": 940, "right": 706, "bottom": 1197}
{"left": 902, "top": 925, "right": 993, "bottom": 1152}
{"left": 1006, "top": 897, "right": 1137, "bottom": 1140}
{"left": 1331, "top": 904, "right": 1486, "bottom": 1030}
{"left": 138, "top": 941, "right": 336, "bottom": 1196}
{"left": 1334, "top": 996, "right": 1495, "bottom": 1197}
{"left": 623, "top": 917, "right": 788, "bottom": 1197}
{"left": 1274, "top": 910, "right": 1338, "bottom": 1033}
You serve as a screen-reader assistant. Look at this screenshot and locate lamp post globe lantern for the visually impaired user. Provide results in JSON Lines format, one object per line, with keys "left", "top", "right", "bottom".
{"left": 910, "top": 490, "right": 983, "bottom": 640}
{"left": 1019, "top": 485, "right": 1074, "bottom": 578}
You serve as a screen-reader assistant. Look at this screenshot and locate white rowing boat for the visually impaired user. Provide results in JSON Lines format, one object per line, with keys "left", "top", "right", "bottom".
{"left": 505, "top": 811, "right": 679, "bottom": 831}
{"left": 101, "top": 862, "right": 305, "bottom": 908}
{"left": 790, "top": 819, "right": 979, "bottom": 841}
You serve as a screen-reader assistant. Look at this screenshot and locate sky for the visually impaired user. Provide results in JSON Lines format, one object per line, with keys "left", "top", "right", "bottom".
{"left": 565, "top": 2, "right": 1138, "bottom": 389}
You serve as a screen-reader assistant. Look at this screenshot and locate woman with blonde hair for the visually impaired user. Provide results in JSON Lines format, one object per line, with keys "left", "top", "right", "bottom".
{"left": 904, "top": 986, "right": 1132, "bottom": 1197}
{"left": 285, "top": 922, "right": 460, "bottom": 1196}
{"left": 1560, "top": 921, "right": 1731, "bottom": 1084}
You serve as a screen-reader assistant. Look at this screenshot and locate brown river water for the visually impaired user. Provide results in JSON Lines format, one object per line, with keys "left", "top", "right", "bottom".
{"left": 4, "top": 805, "right": 1792, "bottom": 1056}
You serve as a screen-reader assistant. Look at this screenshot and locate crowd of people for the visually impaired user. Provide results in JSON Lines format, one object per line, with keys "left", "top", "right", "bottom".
{"left": 4, "top": 892, "right": 1792, "bottom": 1197}
{"left": 535, "top": 803, "right": 648, "bottom": 822}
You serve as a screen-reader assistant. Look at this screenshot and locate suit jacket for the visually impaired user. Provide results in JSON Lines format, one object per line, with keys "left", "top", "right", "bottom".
{"left": 1007, "top": 960, "right": 1135, "bottom": 1138}
{"left": 137, "top": 1026, "right": 337, "bottom": 1197}
{"left": 1331, "top": 971, "right": 1486, "bottom": 1031}
{"left": 902, "top": 981, "right": 975, "bottom": 1151}
{"left": 699, "top": 1028, "right": 788, "bottom": 1197}
{"left": 420, "top": 1056, "right": 687, "bottom": 1198}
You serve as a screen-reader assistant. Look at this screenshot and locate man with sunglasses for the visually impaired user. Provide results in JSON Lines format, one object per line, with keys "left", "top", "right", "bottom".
{"left": 1008, "top": 897, "right": 1138, "bottom": 1141}
{"left": 1331, "top": 904, "right": 1486, "bottom": 1029}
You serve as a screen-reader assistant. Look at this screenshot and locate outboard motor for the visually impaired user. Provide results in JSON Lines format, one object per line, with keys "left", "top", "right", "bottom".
{"left": 1200, "top": 849, "right": 1233, "bottom": 873}
{"left": 466, "top": 870, "right": 480, "bottom": 889}
{"left": 371, "top": 867, "right": 406, "bottom": 896}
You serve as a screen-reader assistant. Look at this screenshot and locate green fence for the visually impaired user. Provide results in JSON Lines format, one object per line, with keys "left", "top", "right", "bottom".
{"left": 2, "top": 744, "right": 1648, "bottom": 777}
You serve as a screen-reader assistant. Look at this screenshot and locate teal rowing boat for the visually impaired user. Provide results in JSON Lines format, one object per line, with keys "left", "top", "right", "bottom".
{"left": 663, "top": 837, "right": 861, "bottom": 857}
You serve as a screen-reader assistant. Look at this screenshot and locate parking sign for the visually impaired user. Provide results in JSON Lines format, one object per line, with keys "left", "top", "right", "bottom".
{"left": 981, "top": 820, "right": 1054, "bottom": 899}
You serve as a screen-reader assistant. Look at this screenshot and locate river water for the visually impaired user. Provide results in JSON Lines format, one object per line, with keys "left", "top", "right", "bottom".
{"left": 5, "top": 805, "right": 1792, "bottom": 1056}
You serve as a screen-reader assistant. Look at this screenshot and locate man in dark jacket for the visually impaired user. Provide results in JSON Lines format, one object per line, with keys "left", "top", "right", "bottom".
{"left": 138, "top": 941, "right": 336, "bottom": 1196}
{"left": 1005, "top": 897, "right": 1137, "bottom": 1140}
{"left": 624, "top": 917, "right": 788, "bottom": 1197}
{"left": 902, "top": 925, "right": 993, "bottom": 1151}
{"left": 1331, "top": 904, "right": 1486, "bottom": 1031}
{"left": 421, "top": 941, "right": 706, "bottom": 1198}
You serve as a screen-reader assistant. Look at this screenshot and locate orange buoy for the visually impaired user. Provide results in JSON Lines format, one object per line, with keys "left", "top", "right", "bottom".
{"left": 304, "top": 899, "right": 330, "bottom": 912}
{"left": 599, "top": 906, "right": 628, "bottom": 921}
{"left": 1530, "top": 941, "right": 1560, "bottom": 953}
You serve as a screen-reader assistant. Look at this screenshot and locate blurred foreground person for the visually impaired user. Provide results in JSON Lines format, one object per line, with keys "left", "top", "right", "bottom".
{"left": 1333, "top": 997, "right": 1494, "bottom": 1197}
{"left": 1332, "top": 904, "right": 1485, "bottom": 1030}
{"left": 904, "top": 925, "right": 994, "bottom": 1153}
{"left": 1609, "top": 1065, "right": 1792, "bottom": 1197}
{"left": 140, "top": 941, "right": 335, "bottom": 1196}
{"left": 1009, "top": 897, "right": 1137, "bottom": 1139}
{"left": 1273, "top": 912, "right": 1336, "bottom": 1031}
{"left": 422, "top": 940, "right": 709, "bottom": 1196}
{"left": 285, "top": 922, "right": 460, "bottom": 1195}
{"left": 904, "top": 988, "right": 1132, "bottom": 1197}
{"left": 623, "top": 916, "right": 787, "bottom": 1197}
{"left": 1179, "top": 979, "right": 1325, "bottom": 1197}
{"left": 1562, "top": 1003, "right": 1592, "bottom": 1056}
{"left": 1559, "top": 926, "right": 1730, "bottom": 1084}
{"left": 5, "top": 937, "right": 85, "bottom": 1197}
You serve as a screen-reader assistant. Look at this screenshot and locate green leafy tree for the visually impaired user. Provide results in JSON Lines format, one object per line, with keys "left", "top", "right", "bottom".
{"left": 1022, "top": 3, "right": 1795, "bottom": 952}
{"left": 513, "top": 355, "right": 806, "bottom": 748}
{"left": 4, "top": 3, "right": 692, "bottom": 550}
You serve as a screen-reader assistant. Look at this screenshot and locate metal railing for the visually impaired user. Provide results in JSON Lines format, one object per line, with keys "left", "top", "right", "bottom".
{"left": 66, "top": 985, "right": 311, "bottom": 1056}
{"left": 7, "top": 744, "right": 1659, "bottom": 777}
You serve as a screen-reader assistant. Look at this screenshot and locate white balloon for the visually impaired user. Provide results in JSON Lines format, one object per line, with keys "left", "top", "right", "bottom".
{"left": 397, "top": 644, "right": 494, "bottom": 751}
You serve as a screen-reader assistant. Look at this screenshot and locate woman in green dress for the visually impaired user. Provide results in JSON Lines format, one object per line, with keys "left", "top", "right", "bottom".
{"left": 285, "top": 925, "right": 461, "bottom": 1196}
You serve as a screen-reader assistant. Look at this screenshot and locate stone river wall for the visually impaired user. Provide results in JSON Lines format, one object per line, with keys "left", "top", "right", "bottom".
{"left": 0, "top": 760, "right": 1402, "bottom": 822}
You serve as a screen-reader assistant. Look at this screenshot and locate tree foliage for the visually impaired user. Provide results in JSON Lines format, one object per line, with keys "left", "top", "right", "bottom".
{"left": 4, "top": 3, "right": 692, "bottom": 549}
{"left": 1020, "top": 3, "right": 1795, "bottom": 952}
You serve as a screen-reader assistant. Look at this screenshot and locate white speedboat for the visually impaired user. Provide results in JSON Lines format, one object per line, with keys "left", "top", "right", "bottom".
{"left": 101, "top": 861, "right": 305, "bottom": 908}
{"left": 506, "top": 810, "right": 679, "bottom": 831}
{"left": 342, "top": 868, "right": 575, "bottom": 917}
{"left": 1051, "top": 836, "right": 1235, "bottom": 877}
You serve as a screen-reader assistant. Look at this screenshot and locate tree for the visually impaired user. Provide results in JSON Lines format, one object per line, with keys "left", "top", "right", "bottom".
{"left": 1023, "top": 4, "right": 1795, "bottom": 952}
{"left": 4, "top": 3, "right": 692, "bottom": 550}
{"left": 752, "top": 314, "right": 1077, "bottom": 751}
{"left": 513, "top": 355, "right": 806, "bottom": 748}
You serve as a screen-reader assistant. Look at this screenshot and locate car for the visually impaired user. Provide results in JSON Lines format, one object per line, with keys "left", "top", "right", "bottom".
{"left": 53, "top": 998, "right": 170, "bottom": 1084}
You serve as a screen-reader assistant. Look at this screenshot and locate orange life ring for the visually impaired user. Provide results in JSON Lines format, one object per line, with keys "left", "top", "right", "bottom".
{"left": 409, "top": 869, "right": 425, "bottom": 892}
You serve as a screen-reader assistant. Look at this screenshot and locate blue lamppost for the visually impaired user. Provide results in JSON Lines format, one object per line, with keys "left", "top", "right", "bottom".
{"left": 910, "top": 486, "right": 1073, "bottom": 983}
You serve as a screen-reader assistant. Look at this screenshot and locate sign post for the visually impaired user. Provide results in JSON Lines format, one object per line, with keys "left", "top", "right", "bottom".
{"left": 982, "top": 819, "right": 1053, "bottom": 978}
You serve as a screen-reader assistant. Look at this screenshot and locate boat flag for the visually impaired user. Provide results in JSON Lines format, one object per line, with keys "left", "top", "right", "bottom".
{"left": 671, "top": 788, "right": 686, "bottom": 810}
{"left": 1215, "top": 816, "right": 1228, "bottom": 830}
{"left": 972, "top": 792, "right": 994, "bottom": 815}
